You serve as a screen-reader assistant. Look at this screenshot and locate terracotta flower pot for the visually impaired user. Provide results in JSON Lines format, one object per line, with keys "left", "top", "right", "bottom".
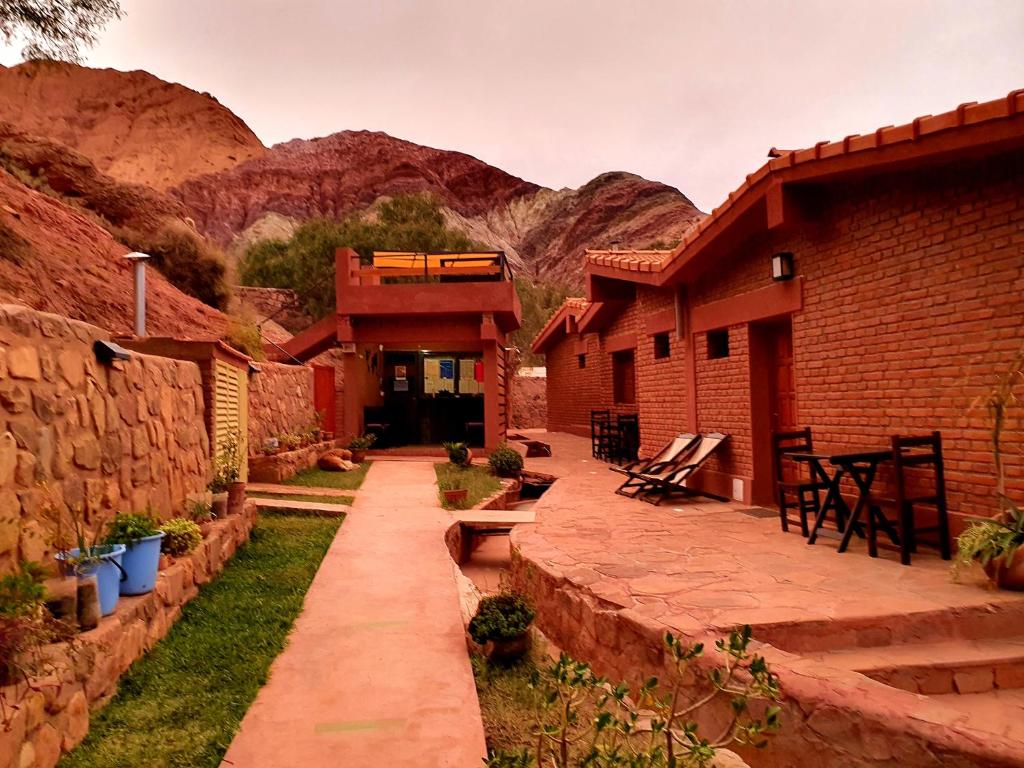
{"left": 984, "top": 551, "right": 1024, "bottom": 590}
{"left": 199, "top": 520, "right": 213, "bottom": 538}
{"left": 227, "top": 481, "right": 246, "bottom": 516}
{"left": 443, "top": 488, "right": 469, "bottom": 505}
{"left": 211, "top": 492, "right": 228, "bottom": 518}
{"left": 351, "top": 450, "right": 366, "bottom": 463}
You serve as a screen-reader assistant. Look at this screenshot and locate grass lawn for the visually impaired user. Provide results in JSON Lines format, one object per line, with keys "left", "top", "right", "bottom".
{"left": 249, "top": 491, "right": 353, "bottom": 505}
{"left": 472, "top": 649, "right": 545, "bottom": 756}
{"left": 283, "top": 462, "right": 371, "bottom": 491}
{"left": 435, "top": 463, "right": 502, "bottom": 509}
{"left": 60, "top": 513, "right": 341, "bottom": 768}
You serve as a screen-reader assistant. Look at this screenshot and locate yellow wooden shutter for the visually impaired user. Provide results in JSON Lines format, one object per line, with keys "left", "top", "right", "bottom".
{"left": 214, "top": 360, "right": 249, "bottom": 481}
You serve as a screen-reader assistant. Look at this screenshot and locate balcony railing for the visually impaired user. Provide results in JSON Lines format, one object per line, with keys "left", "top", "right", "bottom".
{"left": 357, "top": 251, "right": 513, "bottom": 284}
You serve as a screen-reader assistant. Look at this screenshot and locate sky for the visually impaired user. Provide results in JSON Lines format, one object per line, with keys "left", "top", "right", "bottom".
{"left": 2, "top": 0, "right": 1023, "bottom": 212}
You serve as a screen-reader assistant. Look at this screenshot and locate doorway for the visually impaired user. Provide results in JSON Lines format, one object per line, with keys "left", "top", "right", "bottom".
{"left": 749, "top": 317, "right": 797, "bottom": 505}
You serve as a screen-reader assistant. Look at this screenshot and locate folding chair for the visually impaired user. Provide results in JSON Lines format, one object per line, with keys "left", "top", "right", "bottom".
{"left": 610, "top": 433, "right": 700, "bottom": 498}
{"left": 639, "top": 433, "right": 729, "bottom": 505}
{"left": 773, "top": 428, "right": 828, "bottom": 536}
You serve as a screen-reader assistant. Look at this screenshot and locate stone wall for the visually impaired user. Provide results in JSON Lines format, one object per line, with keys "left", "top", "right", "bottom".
{"left": 510, "top": 375, "right": 546, "bottom": 429}
{"left": 247, "top": 361, "right": 316, "bottom": 453}
{"left": 1, "top": 503, "right": 257, "bottom": 768}
{"left": 0, "top": 305, "right": 210, "bottom": 575}
{"left": 247, "top": 440, "right": 338, "bottom": 483}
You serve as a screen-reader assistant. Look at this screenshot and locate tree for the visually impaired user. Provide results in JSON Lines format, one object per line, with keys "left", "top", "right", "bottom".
{"left": 1, "top": 0, "right": 122, "bottom": 62}
{"left": 240, "top": 195, "right": 484, "bottom": 318}
{"left": 511, "top": 278, "right": 574, "bottom": 365}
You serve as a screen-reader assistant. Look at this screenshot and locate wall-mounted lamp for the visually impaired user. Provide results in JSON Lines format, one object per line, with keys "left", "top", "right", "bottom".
{"left": 248, "top": 362, "right": 262, "bottom": 375}
{"left": 771, "top": 252, "right": 795, "bottom": 282}
{"left": 94, "top": 340, "right": 132, "bottom": 364}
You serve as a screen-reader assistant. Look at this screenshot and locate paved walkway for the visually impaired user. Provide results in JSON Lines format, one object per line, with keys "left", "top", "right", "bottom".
{"left": 223, "top": 462, "right": 486, "bottom": 767}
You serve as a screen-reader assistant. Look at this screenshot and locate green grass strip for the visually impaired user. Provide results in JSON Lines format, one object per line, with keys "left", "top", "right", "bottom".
{"left": 60, "top": 514, "right": 342, "bottom": 768}
{"left": 283, "top": 462, "right": 371, "bottom": 491}
{"left": 435, "top": 463, "right": 502, "bottom": 510}
{"left": 249, "top": 491, "right": 354, "bottom": 505}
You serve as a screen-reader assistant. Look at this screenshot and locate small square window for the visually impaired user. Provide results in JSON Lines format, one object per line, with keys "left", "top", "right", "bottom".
{"left": 577, "top": 354, "right": 586, "bottom": 369}
{"left": 653, "top": 332, "right": 670, "bottom": 360}
{"left": 707, "top": 329, "right": 730, "bottom": 359}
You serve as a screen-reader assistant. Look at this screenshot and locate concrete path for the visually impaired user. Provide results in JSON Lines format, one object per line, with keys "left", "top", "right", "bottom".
{"left": 223, "top": 462, "right": 487, "bottom": 767}
{"left": 249, "top": 497, "right": 349, "bottom": 517}
{"left": 246, "top": 482, "right": 358, "bottom": 497}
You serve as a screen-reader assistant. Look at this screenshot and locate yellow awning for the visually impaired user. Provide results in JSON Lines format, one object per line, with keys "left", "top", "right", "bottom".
{"left": 372, "top": 251, "right": 500, "bottom": 270}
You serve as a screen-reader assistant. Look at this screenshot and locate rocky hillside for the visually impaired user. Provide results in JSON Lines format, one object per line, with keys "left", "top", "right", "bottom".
{"left": 0, "top": 61, "right": 266, "bottom": 190}
{"left": 172, "top": 133, "right": 702, "bottom": 286}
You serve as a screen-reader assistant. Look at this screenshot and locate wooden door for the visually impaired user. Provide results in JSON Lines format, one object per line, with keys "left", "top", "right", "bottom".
{"left": 312, "top": 365, "right": 336, "bottom": 434}
{"left": 769, "top": 319, "right": 796, "bottom": 433}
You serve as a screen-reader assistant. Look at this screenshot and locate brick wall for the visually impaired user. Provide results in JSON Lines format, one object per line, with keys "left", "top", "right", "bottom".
{"left": 544, "top": 151, "right": 1023, "bottom": 519}
{"left": 0, "top": 305, "right": 210, "bottom": 575}
{"left": 247, "top": 361, "right": 316, "bottom": 452}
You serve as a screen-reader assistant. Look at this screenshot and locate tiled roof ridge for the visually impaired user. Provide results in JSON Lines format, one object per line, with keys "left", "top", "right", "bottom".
{"left": 530, "top": 296, "right": 589, "bottom": 352}
{"left": 585, "top": 87, "right": 1024, "bottom": 277}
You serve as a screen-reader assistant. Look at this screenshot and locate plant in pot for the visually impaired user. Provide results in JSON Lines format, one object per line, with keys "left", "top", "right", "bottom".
{"left": 468, "top": 592, "right": 535, "bottom": 663}
{"left": 53, "top": 501, "right": 125, "bottom": 618}
{"left": 0, "top": 562, "right": 76, "bottom": 688}
{"left": 956, "top": 348, "right": 1024, "bottom": 588}
{"left": 488, "top": 442, "right": 524, "bottom": 478}
{"left": 212, "top": 431, "right": 246, "bottom": 516}
{"left": 189, "top": 499, "right": 215, "bottom": 537}
{"left": 442, "top": 441, "right": 473, "bottom": 467}
{"left": 161, "top": 518, "right": 203, "bottom": 558}
{"left": 437, "top": 472, "right": 469, "bottom": 508}
{"left": 347, "top": 433, "right": 377, "bottom": 463}
{"left": 104, "top": 511, "right": 164, "bottom": 596}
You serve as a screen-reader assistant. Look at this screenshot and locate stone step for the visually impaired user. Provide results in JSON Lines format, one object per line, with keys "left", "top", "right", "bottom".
{"left": 811, "top": 637, "right": 1024, "bottom": 695}
{"left": 251, "top": 497, "right": 348, "bottom": 517}
{"left": 246, "top": 482, "right": 357, "bottom": 497}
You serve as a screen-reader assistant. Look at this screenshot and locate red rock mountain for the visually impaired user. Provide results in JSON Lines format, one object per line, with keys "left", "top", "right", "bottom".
{"left": 0, "top": 60, "right": 702, "bottom": 304}
{"left": 0, "top": 61, "right": 266, "bottom": 190}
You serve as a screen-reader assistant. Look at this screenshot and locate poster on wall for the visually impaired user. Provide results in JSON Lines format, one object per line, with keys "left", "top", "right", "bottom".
{"left": 423, "top": 356, "right": 454, "bottom": 394}
{"left": 394, "top": 365, "right": 407, "bottom": 381}
{"left": 460, "top": 358, "right": 481, "bottom": 394}
{"left": 439, "top": 359, "right": 455, "bottom": 379}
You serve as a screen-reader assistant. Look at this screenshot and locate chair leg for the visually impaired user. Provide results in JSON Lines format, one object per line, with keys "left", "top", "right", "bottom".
{"left": 899, "top": 503, "right": 912, "bottom": 566}
{"left": 938, "top": 501, "right": 952, "bottom": 560}
{"left": 867, "top": 504, "right": 878, "bottom": 558}
{"left": 778, "top": 488, "right": 789, "bottom": 532}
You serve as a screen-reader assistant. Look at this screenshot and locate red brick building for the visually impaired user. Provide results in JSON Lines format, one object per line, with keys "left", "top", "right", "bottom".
{"left": 535, "top": 91, "right": 1024, "bottom": 525}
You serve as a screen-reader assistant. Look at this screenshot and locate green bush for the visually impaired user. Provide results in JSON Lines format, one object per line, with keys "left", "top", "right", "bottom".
{"left": 104, "top": 512, "right": 161, "bottom": 547}
{"left": 488, "top": 443, "right": 523, "bottom": 477}
{"left": 161, "top": 518, "right": 203, "bottom": 557}
{"left": 347, "top": 433, "right": 377, "bottom": 451}
{"left": 115, "top": 220, "right": 230, "bottom": 310}
{"left": 223, "top": 308, "right": 266, "bottom": 361}
{"left": 239, "top": 194, "right": 485, "bottom": 318}
{"left": 469, "top": 593, "right": 535, "bottom": 644}
{"left": 442, "top": 441, "right": 470, "bottom": 466}
{"left": 0, "top": 561, "right": 46, "bottom": 619}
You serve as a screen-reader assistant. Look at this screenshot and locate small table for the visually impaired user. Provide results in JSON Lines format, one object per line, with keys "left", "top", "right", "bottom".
{"left": 790, "top": 449, "right": 897, "bottom": 553}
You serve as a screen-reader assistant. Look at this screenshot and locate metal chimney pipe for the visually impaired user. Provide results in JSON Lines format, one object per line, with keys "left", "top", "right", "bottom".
{"left": 124, "top": 252, "right": 150, "bottom": 337}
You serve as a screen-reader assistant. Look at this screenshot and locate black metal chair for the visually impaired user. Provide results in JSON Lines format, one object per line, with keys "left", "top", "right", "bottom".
{"left": 773, "top": 427, "right": 828, "bottom": 536}
{"left": 591, "top": 410, "right": 612, "bottom": 459}
{"left": 607, "top": 414, "right": 640, "bottom": 464}
{"left": 870, "top": 432, "right": 950, "bottom": 565}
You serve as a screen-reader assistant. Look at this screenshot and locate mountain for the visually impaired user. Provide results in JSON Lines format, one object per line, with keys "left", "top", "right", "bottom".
{"left": 0, "top": 61, "right": 266, "bottom": 190}
{"left": 0, "top": 60, "right": 703, "bottom": 305}
{"left": 171, "top": 133, "right": 703, "bottom": 286}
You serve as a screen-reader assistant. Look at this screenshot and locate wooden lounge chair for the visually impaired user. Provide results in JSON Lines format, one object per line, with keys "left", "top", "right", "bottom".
{"left": 639, "top": 433, "right": 729, "bottom": 505}
{"left": 610, "top": 433, "right": 701, "bottom": 498}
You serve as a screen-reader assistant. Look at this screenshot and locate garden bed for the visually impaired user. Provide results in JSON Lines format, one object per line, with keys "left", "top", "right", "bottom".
{"left": 54, "top": 512, "right": 341, "bottom": 768}
{"left": 283, "top": 463, "right": 371, "bottom": 492}
{"left": 1, "top": 503, "right": 260, "bottom": 768}
{"left": 435, "top": 464, "right": 503, "bottom": 510}
{"left": 247, "top": 440, "right": 340, "bottom": 484}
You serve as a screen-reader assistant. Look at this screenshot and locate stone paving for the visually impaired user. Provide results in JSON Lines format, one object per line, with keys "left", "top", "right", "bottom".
{"left": 512, "top": 431, "right": 1024, "bottom": 767}
{"left": 223, "top": 462, "right": 486, "bottom": 767}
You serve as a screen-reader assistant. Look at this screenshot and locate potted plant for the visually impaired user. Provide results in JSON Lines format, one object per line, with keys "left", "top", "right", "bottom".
{"left": 161, "top": 518, "right": 203, "bottom": 558}
{"left": 0, "top": 563, "right": 76, "bottom": 685}
{"left": 437, "top": 470, "right": 470, "bottom": 507}
{"left": 55, "top": 529, "right": 125, "bottom": 618}
{"left": 956, "top": 348, "right": 1024, "bottom": 588}
{"left": 104, "top": 512, "right": 164, "bottom": 596}
{"left": 189, "top": 499, "right": 216, "bottom": 537}
{"left": 468, "top": 592, "right": 536, "bottom": 662}
{"left": 211, "top": 431, "right": 245, "bottom": 516}
{"left": 442, "top": 441, "right": 473, "bottom": 467}
{"left": 488, "top": 442, "right": 524, "bottom": 478}
{"left": 347, "top": 433, "right": 377, "bottom": 463}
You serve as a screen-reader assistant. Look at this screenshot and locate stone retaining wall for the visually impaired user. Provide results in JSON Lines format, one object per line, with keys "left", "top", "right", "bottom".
{"left": 1, "top": 502, "right": 258, "bottom": 768}
{"left": 511, "top": 544, "right": 1024, "bottom": 768}
{"left": 247, "top": 361, "right": 316, "bottom": 453}
{"left": 0, "top": 304, "right": 210, "bottom": 575}
{"left": 247, "top": 440, "right": 337, "bottom": 483}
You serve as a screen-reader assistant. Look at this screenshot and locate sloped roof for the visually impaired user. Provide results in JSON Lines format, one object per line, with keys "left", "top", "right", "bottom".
{"left": 530, "top": 297, "right": 589, "bottom": 354}
{"left": 586, "top": 88, "right": 1024, "bottom": 285}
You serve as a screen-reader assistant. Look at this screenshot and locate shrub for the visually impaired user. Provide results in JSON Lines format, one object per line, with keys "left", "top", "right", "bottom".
{"left": 104, "top": 512, "right": 161, "bottom": 547}
{"left": 223, "top": 307, "right": 266, "bottom": 361}
{"left": 210, "top": 431, "right": 243, "bottom": 492}
{"left": 488, "top": 443, "right": 523, "bottom": 477}
{"left": 161, "top": 518, "right": 203, "bottom": 556}
{"left": 0, "top": 562, "right": 74, "bottom": 687}
{"left": 469, "top": 593, "right": 535, "bottom": 645}
{"left": 115, "top": 220, "right": 230, "bottom": 310}
{"left": 188, "top": 499, "right": 213, "bottom": 522}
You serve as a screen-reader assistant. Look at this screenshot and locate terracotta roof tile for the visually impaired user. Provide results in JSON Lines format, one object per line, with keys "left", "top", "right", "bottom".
{"left": 530, "top": 297, "right": 589, "bottom": 353}
{"left": 583, "top": 249, "right": 673, "bottom": 273}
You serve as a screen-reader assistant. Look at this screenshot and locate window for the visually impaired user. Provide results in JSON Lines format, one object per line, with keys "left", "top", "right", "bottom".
{"left": 653, "top": 332, "right": 670, "bottom": 360}
{"left": 578, "top": 354, "right": 586, "bottom": 369}
{"left": 707, "top": 329, "right": 730, "bottom": 359}
{"left": 612, "top": 350, "right": 636, "bottom": 404}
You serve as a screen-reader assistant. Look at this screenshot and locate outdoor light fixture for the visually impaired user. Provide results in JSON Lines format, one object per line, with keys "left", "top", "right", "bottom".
{"left": 248, "top": 362, "right": 262, "bottom": 375}
{"left": 771, "top": 252, "right": 795, "bottom": 281}
{"left": 93, "top": 340, "right": 132, "bottom": 364}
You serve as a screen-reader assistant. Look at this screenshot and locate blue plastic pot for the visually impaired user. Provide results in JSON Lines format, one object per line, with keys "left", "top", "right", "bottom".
{"left": 117, "top": 532, "right": 165, "bottom": 595}
{"left": 56, "top": 544, "right": 126, "bottom": 616}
